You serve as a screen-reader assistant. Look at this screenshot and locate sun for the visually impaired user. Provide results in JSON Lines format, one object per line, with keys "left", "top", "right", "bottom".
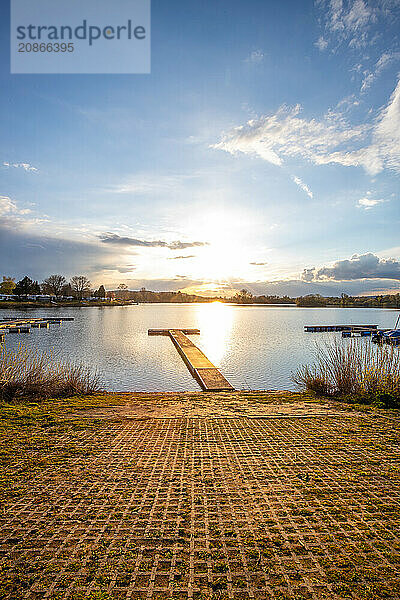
{"left": 184, "top": 208, "right": 255, "bottom": 280}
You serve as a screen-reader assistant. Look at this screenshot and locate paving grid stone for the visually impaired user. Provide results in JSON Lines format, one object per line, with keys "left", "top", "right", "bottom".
{"left": 1, "top": 414, "right": 400, "bottom": 599}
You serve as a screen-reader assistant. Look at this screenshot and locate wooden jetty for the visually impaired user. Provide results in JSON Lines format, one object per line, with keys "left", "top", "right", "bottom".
{"left": 148, "top": 328, "right": 234, "bottom": 392}
{"left": 148, "top": 328, "right": 200, "bottom": 336}
{"left": 304, "top": 322, "right": 400, "bottom": 345}
{"left": 8, "top": 326, "right": 31, "bottom": 333}
{"left": 0, "top": 317, "right": 74, "bottom": 341}
{"left": 305, "top": 324, "right": 378, "bottom": 333}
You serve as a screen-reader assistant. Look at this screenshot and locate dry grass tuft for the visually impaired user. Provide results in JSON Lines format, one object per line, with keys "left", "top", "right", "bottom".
{"left": 0, "top": 342, "right": 101, "bottom": 402}
{"left": 292, "top": 339, "right": 400, "bottom": 406}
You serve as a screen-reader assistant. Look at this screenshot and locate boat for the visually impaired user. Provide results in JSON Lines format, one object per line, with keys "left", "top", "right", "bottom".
{"left": 372, "top": 313, "right": 400, "bottom": 345}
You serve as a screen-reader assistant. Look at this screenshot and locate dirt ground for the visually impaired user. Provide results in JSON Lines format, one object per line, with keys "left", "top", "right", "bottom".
{"left": 1, "top": 391, "right": 399, "bottom": 600}
{"left": 65, "top": 391, "right": 356, "bottom": 420}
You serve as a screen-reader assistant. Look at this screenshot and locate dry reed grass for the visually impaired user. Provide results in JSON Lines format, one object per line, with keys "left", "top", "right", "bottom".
{"left": 0, "top": 342, "right": 101, "bottom": 402}
{"left": 292, "top": 339, "right": 400, "bottom": 405}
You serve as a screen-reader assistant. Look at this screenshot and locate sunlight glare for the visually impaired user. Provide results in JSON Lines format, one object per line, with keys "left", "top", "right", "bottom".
{"left": 196, "top": 301, "right": 233, "bottom": 365}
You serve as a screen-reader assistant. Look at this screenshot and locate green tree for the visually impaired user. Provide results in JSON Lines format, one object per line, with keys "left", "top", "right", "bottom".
{"left": 95, "top": 285, "right": 106, "bottom": 299}
{"left": 296, "top": 294, "right": 327, "bottom": 307}
{"left": 234, "top": 288, "right": 253, "bottom": 304}
{"left": 14, "top": 276, "right": 36, "bottom": 296}
{"left": 0, "top": 277, "right": 16, "bottom": 294}
{"left": 31, "top": 281, "right": 41, "bottom": 294}
{"left": 341, "top": 293, "right": 349, "bottom": 307}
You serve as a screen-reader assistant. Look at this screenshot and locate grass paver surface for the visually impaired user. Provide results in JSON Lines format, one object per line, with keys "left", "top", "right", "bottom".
{"left": 0, "top": 392, "right": 399, "bottom": 600}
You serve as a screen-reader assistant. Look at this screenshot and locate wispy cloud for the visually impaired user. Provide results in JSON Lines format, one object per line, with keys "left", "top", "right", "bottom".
{"left": 107, "top": 173, "right": 197, "bottom": 195}
{"left": 357, "top": 196, "right": 385, "bottom": 209}
{"left": 245, "top": 50, "right": 265, "bottom": 64}
{"left": 167, "top": 255, "right": 195, "bottom": 260}
{"left": 302, "top": 252, "right": 400, "bottom": 281}
{"left": 361, "top": 51, "right": 400, "bottom": 92}
{"left": 374, "top": 77, "right": 400, "bottom": 173}
{"left": 96, "top": 264, "right": 136, "bottom": 274}
{"left": 212, "top": 103, "right": 372, "bottom": 171}
{"left": 315, "top": 0, "right": 398, "bottom": 50}
{"left": 99, "top": 232, "right": 209, "bottom": 250}
{"left": 315, "top": 36, "right": 328, "bottom": 50}
{"left": 3, "top": 161, "right": 38, "bottom": 172}
{"left": 212, "top": 77, "right": 400, "bottom": 175}
{"left": 250, "top": 262, "right": 268, "bottom": 266}
{"left": 292, "top": 176, "right": 313, "bottom": 198}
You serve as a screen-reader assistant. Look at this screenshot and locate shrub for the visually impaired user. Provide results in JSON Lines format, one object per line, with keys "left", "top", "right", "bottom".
{"left": 292, "top": 339, "right": 400, "bottom": 406}
{"left": 0, "top": 343, "right": 101, "bottom": 402}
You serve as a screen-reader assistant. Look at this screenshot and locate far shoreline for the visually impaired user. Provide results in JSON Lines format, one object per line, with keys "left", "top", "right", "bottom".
{"left": 1, "top": 300, "right": 399, "bottom": 310}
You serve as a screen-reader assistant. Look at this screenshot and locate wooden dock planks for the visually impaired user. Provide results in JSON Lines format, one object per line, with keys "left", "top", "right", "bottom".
{"left": 148, "top": 328, "right": 200, "bottom": 336}
{"left": 149, "top": 328, "right": 234, "bottom": 392}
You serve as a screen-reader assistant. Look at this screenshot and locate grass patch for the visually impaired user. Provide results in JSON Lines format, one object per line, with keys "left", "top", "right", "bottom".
{"left": 0, "top": 392, "right": 399, "bottom": 599}
{"left": 0, "top": 394, "right": 128, "bottom": 505}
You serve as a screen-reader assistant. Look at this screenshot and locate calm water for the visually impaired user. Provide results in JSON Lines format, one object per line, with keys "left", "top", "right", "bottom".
{"left": 1, "top": 304, "right": 398, "bottom": 391}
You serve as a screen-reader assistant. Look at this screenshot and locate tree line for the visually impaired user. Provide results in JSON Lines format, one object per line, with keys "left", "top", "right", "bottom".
{"left": 1, "top": 275, "right": 399, "bottom": 307}
{"left": 0, "top": 274, "right": 106, "bottom": 301}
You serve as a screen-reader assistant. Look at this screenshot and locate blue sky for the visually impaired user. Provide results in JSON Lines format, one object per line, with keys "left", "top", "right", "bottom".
{"left": 1, "top": 0, "right": 400, "bottom": 296}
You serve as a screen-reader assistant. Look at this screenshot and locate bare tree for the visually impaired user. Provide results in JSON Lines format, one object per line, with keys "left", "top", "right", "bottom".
{"left": 116, "top": 283, "right": 129, "bottom": 300}
{"left": 70, "top": 275, "right": 92, "bottom": 300}
{"left": 42, "top": 274, "right": 67, "bottom": 298}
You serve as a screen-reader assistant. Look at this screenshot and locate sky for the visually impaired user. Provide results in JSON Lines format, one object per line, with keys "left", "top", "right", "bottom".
{"left": 1, "top": 0, "right": 400, "bottom": 297}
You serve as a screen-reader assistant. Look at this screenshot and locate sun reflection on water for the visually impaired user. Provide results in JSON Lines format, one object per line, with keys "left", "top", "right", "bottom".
{"left": 195, "top": 301, "right": 233, "bottom": 365}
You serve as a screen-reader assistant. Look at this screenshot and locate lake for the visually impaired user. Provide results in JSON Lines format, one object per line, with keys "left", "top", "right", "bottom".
{"left": 1, "top": 303, "right": 399, "bottom": 391}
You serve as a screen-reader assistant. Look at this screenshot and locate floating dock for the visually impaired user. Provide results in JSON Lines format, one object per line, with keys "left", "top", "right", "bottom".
{"left": 305, "top": 324, "right": 378, "bottom": 332}
{"left": 0, "top": 317, "right": 74, "bottom": 341}
{"left": 148, "top": 328, "right": 234, "bottom": 392}
{"left": 304, "top": 323, "right": 400, "bottom": 343}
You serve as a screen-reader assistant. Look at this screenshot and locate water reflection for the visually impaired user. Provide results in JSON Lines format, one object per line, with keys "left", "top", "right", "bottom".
{"left": 1, "top": 304, "right": 397, "bottom": 391}
{"left": 195, "top": 301, "right": 234, "bottom": 365}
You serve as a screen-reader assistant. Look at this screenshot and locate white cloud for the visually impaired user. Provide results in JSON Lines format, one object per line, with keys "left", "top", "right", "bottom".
{"left": 3, "top": 161, "right": 38, "bottom": 172}
{"left": 0, "top": 196, "right": 18, "bottom": 216}
{"left": 315, "top": 36, "right": 328, "bottom": 50}
{"left": 357, "top": 196, "right": 385, "bottom": 209}
{"left": 212, "top": 77, "right": 400, "bottom": 175}
{"left": 302, "top": 252, "right": 400, "bottom": 280}
{"left": 212, "top": 103, "right": 376, "bottom": 172}
{"left": 373, "top": 77, "right": 400, "bottom": 173}
{"left": 342, "top": 0, "right": 375, "bottom": 34}
{"left": 0, "top": 195, "right": 31, "bottom": 216}
{"left": 107, "top": 173, "right": 197, "bottom": 195}
{"left": 245, "top": 50, "right": 265, "bottom": 64}
{"left": 316, "top": 0, "right": 379, "bottom": 49}
{"left": 315, "top": 0, "right": 400, "bottom": 52}
{"left": 292, "top": 176, "right": 313, "bottom": 198}
{"left": 361, "top": 51, "right": 400, "bottom": 92}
